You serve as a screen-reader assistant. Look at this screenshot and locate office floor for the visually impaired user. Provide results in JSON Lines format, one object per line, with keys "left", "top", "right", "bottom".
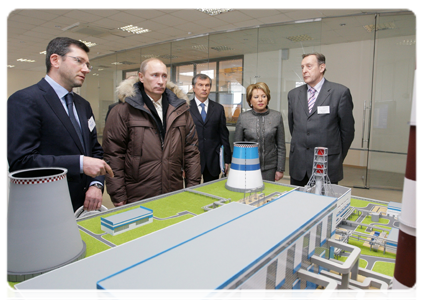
{"left": 102, "top": 164, "right": 404, "bottom": 210}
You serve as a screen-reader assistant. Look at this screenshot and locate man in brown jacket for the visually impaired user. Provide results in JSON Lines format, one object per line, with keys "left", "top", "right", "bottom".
{"left": 103, "top": 58, "right": 201, "bottom": 206}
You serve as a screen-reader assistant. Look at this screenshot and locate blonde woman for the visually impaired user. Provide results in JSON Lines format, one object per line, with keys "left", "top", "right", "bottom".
{"left": 234, "top": 82, "right": 286, "bottom": 181}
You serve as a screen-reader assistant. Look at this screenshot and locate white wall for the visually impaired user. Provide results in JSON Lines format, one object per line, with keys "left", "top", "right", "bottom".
{"left": 7, "top": 69, "right": 45, "bottom": 98}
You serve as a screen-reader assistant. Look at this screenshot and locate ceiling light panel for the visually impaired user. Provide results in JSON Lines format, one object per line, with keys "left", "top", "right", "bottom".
{"left": 363, "top": 22, "right": 396, "bottom": 33}
{"left": 17, "top": 58, "right": 36, "bottom": 63}
{"left": 286, "top": 34, "right": 313, "bottom": 42}
{"left": 119, "top": 25, "right": 151, "bottom": 34}
{"left": 192, "top": 45, "right": 208, "bottom": 52}
{"left": 259, "top": 37, "right": 276, "bottom": 44}
{"left": 396, "top": 39, "right": 415, "bottom": 46}
{"left": 197, "top": 9, "right": 232, "bottom": 16}
{"left": 140, "top": 54, "right": 158, "bottom": 59}
{"left": 79, "top": 40, "right": 97, "bottom": 47}
{"left": 159, "top": 54, "right": 178, "bottom": 59}
{"left": 210, "top": 46, "right": 234, "bottom": 52}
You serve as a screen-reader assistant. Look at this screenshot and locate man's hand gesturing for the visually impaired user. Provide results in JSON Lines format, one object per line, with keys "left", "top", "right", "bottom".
{"left": 83, "top": 157, "right": 114, "bottom": 178}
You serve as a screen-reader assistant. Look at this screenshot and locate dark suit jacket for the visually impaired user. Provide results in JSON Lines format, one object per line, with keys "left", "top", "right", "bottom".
{"left": 105, "top": 100, "right": 123, "bottom": 122}
{"left": 8, "top": 78, "right": 104, "bottom": 211}
{"left": 288, "top": 79, "right": 355, "bottom": 182}
{"left": 189, "top": 99, "right": 231, "bottom": 177}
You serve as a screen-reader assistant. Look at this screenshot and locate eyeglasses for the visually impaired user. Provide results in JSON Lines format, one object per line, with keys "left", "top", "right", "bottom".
{"left": 63, "top": 55, "right": 93, "bottom": 71}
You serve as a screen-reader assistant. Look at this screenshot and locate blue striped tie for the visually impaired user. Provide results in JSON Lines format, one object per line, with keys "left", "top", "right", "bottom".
{"left": 308, "top": 87, "right": 317, "bottom": 113}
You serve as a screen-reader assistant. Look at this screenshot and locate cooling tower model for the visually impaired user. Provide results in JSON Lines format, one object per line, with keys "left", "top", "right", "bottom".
{"left": 393, "top": 71, "right": 416, "bottom": 289}
{"left": 225, "top": 142, "right": 264, "bottom": 192}
{"left": 7, "top": 168, "right": 86, "bottom": 282}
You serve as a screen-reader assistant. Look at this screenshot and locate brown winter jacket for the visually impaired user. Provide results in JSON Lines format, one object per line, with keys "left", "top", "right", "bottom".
{"left": 103, "top": 77, "right": 201, "bottom": 205}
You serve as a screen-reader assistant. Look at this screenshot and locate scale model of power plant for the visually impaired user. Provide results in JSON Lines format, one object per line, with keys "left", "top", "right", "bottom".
{"left": 12, "top": 144, "right": 394, "bottom": 290}
{"left": 5, "top": 27, "right": 420, "bottom": 300}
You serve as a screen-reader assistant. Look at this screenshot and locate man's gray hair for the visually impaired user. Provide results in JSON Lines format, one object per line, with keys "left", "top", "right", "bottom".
{"left": 192, "top": 73, "right": 212, "bottom": 87}
{"left": 302, "top": 53, "right": 326, "bottom": 74}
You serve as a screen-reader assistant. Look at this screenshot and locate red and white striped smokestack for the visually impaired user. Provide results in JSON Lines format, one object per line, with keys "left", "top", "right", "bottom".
{"left": 392, "top": 71, "right": 416, "bottom": 289}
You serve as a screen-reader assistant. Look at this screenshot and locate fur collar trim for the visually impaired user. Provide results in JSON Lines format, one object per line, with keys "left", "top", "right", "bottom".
{"left": 116, "top": 76, "right": 189, "bottom": 105}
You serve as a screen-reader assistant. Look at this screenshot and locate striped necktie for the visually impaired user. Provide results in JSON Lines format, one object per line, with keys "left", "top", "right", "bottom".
{"left": 308, "top": 87, "right": 317, "bottom": 113}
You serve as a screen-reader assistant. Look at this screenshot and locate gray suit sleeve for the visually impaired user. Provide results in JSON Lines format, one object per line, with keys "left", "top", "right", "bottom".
{"left": 276, "top": 113, "right": 286, "bottom": 172}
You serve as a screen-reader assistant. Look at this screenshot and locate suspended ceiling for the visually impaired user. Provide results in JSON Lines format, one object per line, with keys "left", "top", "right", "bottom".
{"left": 7, "top": 9, "right": 414, "bottom": 72}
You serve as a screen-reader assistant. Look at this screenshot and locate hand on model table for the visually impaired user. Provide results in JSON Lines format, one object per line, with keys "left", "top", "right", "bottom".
{"left": 275, "top": 171, "right": 284, "bottom": 181}
{"left": 84, "top": 185, "right": 103, "bottom": 211}
{"left": 83, "top": 156, "right": 114, "bottom": 178}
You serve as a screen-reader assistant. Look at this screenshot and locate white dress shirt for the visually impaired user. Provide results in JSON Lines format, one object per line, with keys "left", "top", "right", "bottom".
{"left": 307, "top": 77, "right": 325, "bottom": 100}
{"left": 194, "top": 97, "right": 209, "bottom": 114}
{"left": 147, "top": 94, "right": 163, "bottom": 123}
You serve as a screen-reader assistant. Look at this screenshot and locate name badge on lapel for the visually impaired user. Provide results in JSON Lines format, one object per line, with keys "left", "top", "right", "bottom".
{"left": 317, "top": 106, "right": 330, "bottom": 114}
{"left": 88, "top": 116, "right": 96, "bottom": 132}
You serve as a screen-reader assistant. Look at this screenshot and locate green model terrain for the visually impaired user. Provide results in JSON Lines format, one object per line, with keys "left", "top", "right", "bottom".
{"left": 335, "top": 198, "right": 396, "bottom": 277}
{"left": 78, "top": 181, "right": 293, "bottom": 247}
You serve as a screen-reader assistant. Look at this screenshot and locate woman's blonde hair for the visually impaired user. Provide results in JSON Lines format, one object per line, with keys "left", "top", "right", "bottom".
{"left": 246, "top": 82, "right": 271, "bottom": 108}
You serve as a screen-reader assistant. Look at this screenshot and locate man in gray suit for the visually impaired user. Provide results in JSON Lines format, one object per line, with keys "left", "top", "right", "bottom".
{"left": 288, "top": 53, "right": 354, "bottom": 186}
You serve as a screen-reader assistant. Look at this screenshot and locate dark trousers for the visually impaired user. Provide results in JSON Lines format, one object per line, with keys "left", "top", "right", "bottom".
{"left": 290, "top": 174, "right": 337, "bottom": 186}
{"left": 290, "top": 174, "right": 310, "bottom": 187}
{"left": 202, "top": 165, "right": 220, "bottom": 183}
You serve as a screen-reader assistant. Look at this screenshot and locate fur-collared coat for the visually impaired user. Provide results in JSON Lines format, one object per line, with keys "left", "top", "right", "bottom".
{"left": 103, "top": 77, "right": 200, "bottom": 205}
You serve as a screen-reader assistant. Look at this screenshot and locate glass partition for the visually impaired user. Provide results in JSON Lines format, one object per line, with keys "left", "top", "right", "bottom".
{"left": 168, "top": 35, "right": 210, "bottom": 95}
{"left": 320, "top": 13, "right": 378, "bottom": 189}
{"left": 175, "top": 64, "right": 194, "bottom": 94}
{"left": 209, "top": 29, "right": 257, "bottom": 115}
{"left": 84, "top": 52, "right": 119, "bottom": 142}
{"left": 196, "top": 61, "right": 217, "bottom": 93}
{"left": 85, "top": 11, "right": 415, "bottom": 193}
{"left": 366, "top": 12, "right": 416, "bottom": 190}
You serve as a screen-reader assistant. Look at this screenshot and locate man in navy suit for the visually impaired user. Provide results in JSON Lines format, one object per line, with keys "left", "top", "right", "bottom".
{"left": 189, "top": 74, "right": 231, "bottom": 182}
{"left": 288, "top": 53, "right": 355, "bottom": 186}
{"left": 8, "top": 37, "right": 113, "bottom": 212}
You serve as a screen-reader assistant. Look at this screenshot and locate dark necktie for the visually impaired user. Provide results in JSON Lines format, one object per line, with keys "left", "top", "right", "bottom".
{"left": 64, "top": 93, "right": 85, "bottom": 152}
{"left": 200, "top": 103, "right": 207, "bottom": 122}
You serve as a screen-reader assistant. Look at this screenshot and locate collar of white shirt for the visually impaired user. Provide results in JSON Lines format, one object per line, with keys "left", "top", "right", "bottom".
{"left": 194, "top": 97, "right": 209, "bottom": 113}
{"left": 307, "top": 77, "right": 325, "bottom": 94}
{"left": 147, "top": 94, "right": 162, "bottom": 107}
{"left": 147, "top": 94, "right": 163, "bottom": 122}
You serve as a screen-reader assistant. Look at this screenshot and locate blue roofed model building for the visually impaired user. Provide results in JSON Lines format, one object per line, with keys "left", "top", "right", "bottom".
{"left": 101, "top": 206, "right": 153, "bottom": 236}
{"left": 387, "top": 201, "right": 402, "bottom": 218}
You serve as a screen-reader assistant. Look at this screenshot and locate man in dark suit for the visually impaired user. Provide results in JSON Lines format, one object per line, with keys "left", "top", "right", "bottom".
{"left": 189, "top": 74, "right": 231, "bottom": 182}
{"left": 8, "top": 37, "right": 113, "bottom": 212}
{"left": 288, "top": 53, "right": 354, "bottom": 186}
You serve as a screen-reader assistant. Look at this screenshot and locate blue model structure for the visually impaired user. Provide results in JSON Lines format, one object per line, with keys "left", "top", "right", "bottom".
{"left": 100, "top": 206, "right": 153, "bottom": 236}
